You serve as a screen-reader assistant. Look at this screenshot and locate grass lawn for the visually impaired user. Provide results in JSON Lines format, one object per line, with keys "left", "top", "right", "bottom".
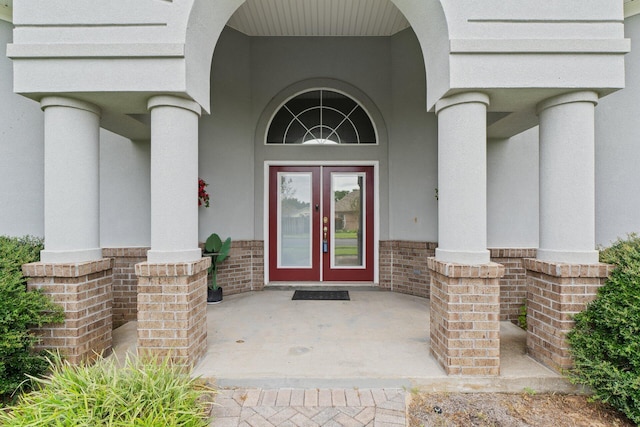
{"left": 335, "top": 231, "right": 357, "bottom": 239}
{"left": 334, "top": 246, "right": 358, "bottom": 256}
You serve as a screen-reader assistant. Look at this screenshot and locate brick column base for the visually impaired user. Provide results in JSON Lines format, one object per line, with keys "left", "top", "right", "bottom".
{"left": 135, "top": 257, "right": 211, "bottom": 367}
{"left": 427, "top": 258, "right": 504, "bottom": 376}
{"left": 22, "top": 259, "right": 114, "bottom": 364}
{"left": 524, "top": 259, "right": 613, "bottom": 372}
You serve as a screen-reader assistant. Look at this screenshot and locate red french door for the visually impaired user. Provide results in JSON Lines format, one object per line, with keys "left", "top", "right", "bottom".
{"left": 269, "top": 165, "right": 374, "bottom": 282}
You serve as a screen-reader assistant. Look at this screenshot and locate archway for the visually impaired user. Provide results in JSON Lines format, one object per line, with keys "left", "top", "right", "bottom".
{"left": 184, "top": 0, "right": 451, "bottom": 113}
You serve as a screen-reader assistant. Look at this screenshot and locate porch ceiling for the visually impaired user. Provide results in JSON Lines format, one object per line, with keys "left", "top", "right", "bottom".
{"left": 226, "top": 0, "right": 410, "bottom": 37}
{"left": 0, "top": 0, "right": 10, "bottom": 22}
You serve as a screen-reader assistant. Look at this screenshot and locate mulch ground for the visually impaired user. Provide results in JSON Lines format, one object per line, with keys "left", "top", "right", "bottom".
{"left": 408, "top": 392, "right": 635, "bottom": 427}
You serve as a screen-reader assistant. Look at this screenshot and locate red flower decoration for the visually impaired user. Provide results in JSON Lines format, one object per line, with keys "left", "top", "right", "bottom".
{"left": 198, "top": 178, "right": 210, "bottom": 208}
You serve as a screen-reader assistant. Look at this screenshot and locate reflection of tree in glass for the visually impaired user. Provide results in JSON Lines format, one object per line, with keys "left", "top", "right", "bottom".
{"left": 280, "top": 177, "right": 310, "bottom": 216}
{"left": 280, "top": 177, "right": 296, "bottom": 199}
{"left": 334, "top": 190, "right": 349, "bottom": 202}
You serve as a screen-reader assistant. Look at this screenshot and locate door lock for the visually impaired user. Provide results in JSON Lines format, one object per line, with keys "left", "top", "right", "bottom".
{"left": 323, "top": 225, "right": 328, "bottom": 253}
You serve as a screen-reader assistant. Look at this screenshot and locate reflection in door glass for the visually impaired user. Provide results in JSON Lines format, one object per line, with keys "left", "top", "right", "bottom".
{"left": 332, "top": 174, "right": 365, "bottom": 268}
{"left": 278, "top": 173, "right": 312, "bottom": 267}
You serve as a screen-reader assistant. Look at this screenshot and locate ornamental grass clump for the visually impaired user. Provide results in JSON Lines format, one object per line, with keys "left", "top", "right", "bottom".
{"left": 567, "top": 233, "right": 640, "bottom": 424}
{"left": 0, "top": 353, "right": 215, "bottom": 426}
{"left": 0, "top": 235, "right": 64, "bottom": 400}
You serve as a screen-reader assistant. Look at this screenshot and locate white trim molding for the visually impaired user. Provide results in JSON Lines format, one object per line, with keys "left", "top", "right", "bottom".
{"left": 7, "top": 43, "right": 185, "bottom": 59}
{"left": 263, "top": 161, "right": 380, "bottom": 286}
{"left": 450, "top": 39, "right": 630, "bottom": 54}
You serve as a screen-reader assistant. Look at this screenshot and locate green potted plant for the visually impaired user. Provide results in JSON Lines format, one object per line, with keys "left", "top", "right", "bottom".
{"left": 204, "top": 233, "right": 231, "bottom": 304}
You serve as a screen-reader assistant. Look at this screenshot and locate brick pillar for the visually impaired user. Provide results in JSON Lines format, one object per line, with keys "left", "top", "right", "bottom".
{"left": 135, "top": 257, "right": 210, "bottom": 366}
{"left": 22, "top": 259, "right": 114, "bottom": 364}
{"left": 428, "top": 258, "right": 504, "bottom": 376}
{"left": 524, "top": 259, "right": 612, "bottom": 372}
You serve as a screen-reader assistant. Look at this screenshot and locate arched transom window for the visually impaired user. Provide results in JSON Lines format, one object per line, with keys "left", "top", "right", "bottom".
{"left": 266, "top": 89, "right": 377, "bottom": 145}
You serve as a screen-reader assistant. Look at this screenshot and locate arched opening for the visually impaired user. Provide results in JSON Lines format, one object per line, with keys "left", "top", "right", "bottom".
{"left": 198, "top": 1, "right": 436, "bottom": 290}
{"left": 184, "top": 0, "right": 450, "bottom": 113}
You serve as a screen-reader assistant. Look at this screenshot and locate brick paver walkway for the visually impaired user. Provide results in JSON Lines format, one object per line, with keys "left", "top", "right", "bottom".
{"left": 210, "top": 388, "right": 407, "bottom": 427}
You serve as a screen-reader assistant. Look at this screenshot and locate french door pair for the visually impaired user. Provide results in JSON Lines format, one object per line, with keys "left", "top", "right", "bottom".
{"left": 269, "top": 166, "right": 374, "bottom": 282}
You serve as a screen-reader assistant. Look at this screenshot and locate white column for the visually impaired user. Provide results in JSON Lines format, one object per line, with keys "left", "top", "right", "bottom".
{"left": 536, "top": 91, "right": 599, "bottom": 264}
{"left": 435, "top": 92, "right": 490, "bottom": 265}
{"left": 147, "top": 96, "right": 202, "bottom": 263}
{"left": 40, "top": 97, "right": 102, "bottom": 263}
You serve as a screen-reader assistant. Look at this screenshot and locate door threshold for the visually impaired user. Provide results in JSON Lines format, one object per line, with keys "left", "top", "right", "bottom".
{"left": 265, "top": 282, "right": 379, "bottom": 292}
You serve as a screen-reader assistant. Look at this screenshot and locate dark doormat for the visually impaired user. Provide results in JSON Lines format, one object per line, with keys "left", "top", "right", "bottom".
{"left": 292, "top": 290, "right": 350, "bottom": 301}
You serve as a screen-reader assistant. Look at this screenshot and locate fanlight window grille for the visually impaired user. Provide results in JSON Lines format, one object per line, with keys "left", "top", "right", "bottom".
{"left": 267, "top": 90, "right": 377, "bottom": 145}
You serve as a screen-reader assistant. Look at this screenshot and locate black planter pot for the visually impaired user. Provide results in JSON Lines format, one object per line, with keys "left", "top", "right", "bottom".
{"left": 207, "top": 287, "right": 223, "bottom": 304}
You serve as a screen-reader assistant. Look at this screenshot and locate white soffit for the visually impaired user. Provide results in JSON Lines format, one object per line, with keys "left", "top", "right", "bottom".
{"left": 624, "top": 0, "right": 640, "bottom": 18}
{"left": 626, "top": 0, "right": 640, "bottom": 18}
{"left": 0, "top": 0, "right": 11, "bottom": 23}
{"left": 227, "top": 0, "right": 410, "bottom": 37}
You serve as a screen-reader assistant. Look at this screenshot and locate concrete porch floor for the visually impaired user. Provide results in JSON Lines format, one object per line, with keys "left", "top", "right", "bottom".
{"left": 112, "top": 290, "right": 577, "bottom": 393}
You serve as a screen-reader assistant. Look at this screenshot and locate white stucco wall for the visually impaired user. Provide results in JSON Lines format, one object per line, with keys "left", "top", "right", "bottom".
{"left": 487, "top": 128, "right": 539, "bottom": 248}
{"left": 0, "top": 20, "right": 44, "bottom": 238}
{"left": 247, "top": 33, "right": 393, "bottom": 240}
{"left": 389, "top": 28, "right": 438, "bottom": 242}
{"left": 99, "top": 132, "right": 151, "bottom": 247}
{"left": 0, "top": 20, "right": 151, "bottom": 245}
{"left": 199, "top": 28, "right": 253, "bottom": 242}
{"left": 200, "top": 28, "right": 440, "bottom": 242}
{"left": 595, "top": 14, "right": 640, "bottom": 247}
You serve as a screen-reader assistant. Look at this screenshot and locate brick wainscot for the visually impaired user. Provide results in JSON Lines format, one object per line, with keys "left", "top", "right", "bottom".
{"left": 103, "top": 247, "right": 149, "bottom": 328}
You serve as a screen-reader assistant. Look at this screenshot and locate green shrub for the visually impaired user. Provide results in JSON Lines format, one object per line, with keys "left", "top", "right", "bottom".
{"left": 0, "top": 236, "right": 64, "bottom": 400}
{"left": 517, "top": 303, "right": 527, "bottom": 330}
{"left": 0, "top": 354, "right": 215, "bottom": 426}
{"left": 567, "top": 233, "right": 640, "bottom": 424}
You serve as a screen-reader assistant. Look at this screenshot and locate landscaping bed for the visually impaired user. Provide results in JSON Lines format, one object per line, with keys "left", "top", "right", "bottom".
{"left": 408, "top": 392, "right": 633, "bottom": 427}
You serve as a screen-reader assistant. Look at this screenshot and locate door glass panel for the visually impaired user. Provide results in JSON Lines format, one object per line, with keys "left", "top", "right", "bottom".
{"left": 278, "top": 172, "right": 313, "bottom": 268}
{"left": 331, "top": 173, "right": 365, "bottom": 268}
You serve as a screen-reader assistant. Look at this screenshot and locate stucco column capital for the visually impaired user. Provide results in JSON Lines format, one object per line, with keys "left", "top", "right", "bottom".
{"left": 435, "top": 92, "right": 490, "bottom": 116}
{"left": 147, "top": 95, "right": 202, "bottom": 116}
{"left": 536, "top": 90, "right": 599, "bottom": 115}
{"left": 40, "top": 96, "right": 101, "bottom": 117}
